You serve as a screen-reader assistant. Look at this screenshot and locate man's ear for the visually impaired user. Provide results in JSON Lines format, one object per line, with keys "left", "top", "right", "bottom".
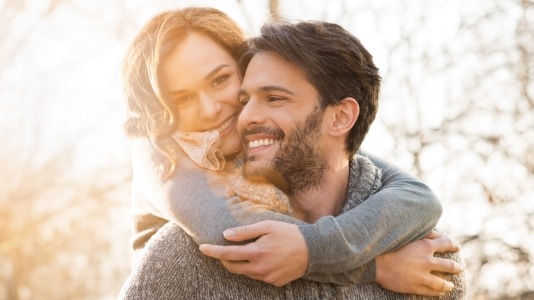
{"left": 329, "top": 97, "right": 359, "bottom": 137}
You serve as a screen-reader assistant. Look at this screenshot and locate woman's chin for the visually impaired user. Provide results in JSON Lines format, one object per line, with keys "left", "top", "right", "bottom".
{"left": 220, "top": 135, "right": 242, "bottom": 157}
{"left": 221, "top": 143, "right": 242, "bottom": 158}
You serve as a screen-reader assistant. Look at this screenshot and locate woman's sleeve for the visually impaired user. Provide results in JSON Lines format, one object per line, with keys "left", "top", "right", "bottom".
{"left": 132, "top": 139, "right": 306, "bottom": 247}
{"left": 134, "top": 140, "right": 441, "bottom": 284}
{"left": 298, "top": 150, "right": 442, "bottom": 283}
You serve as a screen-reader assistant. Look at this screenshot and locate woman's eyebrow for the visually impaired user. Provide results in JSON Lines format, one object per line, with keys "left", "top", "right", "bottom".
{"left": 167, "top": 64, "right": 231, "bottom": 95}
{"left": 204, "top": 64, "right": 230, "bottom": 81}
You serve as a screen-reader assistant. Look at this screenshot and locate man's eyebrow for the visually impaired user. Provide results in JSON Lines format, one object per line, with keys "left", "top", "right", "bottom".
{"left": 238, "top": 85, "right": 295, "bottom": 98}
{"left": 257, "top": 85, "right": 296, "bottom": 95}
{"left": 167, "top": 64, "right": 230, "bottom": 95}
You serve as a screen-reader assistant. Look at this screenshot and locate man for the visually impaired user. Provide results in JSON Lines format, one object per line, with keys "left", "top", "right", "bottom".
{"left": 120, "top": 21, "right": 466, "bottom": 299}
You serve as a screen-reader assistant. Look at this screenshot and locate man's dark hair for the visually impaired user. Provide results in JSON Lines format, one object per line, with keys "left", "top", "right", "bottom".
{"left": 238, "top": 21, "right": 381, "bottom": 157}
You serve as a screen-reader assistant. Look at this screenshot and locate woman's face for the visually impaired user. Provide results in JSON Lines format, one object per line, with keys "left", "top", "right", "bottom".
{"left": 159, "top": 32, "right": 242, "bottom": 156}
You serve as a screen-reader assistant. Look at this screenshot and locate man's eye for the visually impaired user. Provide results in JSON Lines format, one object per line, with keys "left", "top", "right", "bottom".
{"left": 239, "top": 97, "right": 249, "bottom": 106}
{"left": 268, "top": 96, "right": 285, "bottom": 102}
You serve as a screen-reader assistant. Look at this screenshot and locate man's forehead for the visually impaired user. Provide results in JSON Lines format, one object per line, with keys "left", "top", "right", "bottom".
{"left": 241, "top": 52, "right": 307, "bottom": 93}
{"left": 244, "top": 52, "right": 284, "bottom": 77}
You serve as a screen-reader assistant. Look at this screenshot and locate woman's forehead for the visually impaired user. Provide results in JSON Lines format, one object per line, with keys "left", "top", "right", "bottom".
{"left": 160, "top": 32, "right": 237, "bottom": 91}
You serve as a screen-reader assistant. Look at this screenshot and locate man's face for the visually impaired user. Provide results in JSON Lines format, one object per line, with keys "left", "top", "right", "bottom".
{"left": 237, "top": 52, "right": 327, "bottom": 194}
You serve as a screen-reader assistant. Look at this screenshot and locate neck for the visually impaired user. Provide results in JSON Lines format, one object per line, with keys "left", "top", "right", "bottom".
{"left": 289, "top": 157, "right": 350, "bottom": 223}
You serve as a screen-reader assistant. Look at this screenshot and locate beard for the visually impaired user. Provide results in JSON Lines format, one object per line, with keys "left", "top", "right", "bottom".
{"left": 242, "top": 107, "right": 327, "bottom": 195}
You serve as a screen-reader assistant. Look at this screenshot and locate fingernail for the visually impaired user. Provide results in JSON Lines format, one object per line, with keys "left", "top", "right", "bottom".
{"left": 450, "top": 239, "right": 461, "bottom": 250}
{"left": 223, "top": 229, "right": 235, "bottom": 238}
{"left": 446, "top": 282, "right": 454, "bottom": 291}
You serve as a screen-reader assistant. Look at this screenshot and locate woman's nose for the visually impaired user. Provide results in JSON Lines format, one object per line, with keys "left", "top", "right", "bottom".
{"left": 198, "top": 93, "right": 221, "bottom": 119}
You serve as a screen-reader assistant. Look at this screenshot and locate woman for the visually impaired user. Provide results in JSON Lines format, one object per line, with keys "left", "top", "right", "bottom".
{"left": 122, "top": 6, "right": 452, "bottom": 292}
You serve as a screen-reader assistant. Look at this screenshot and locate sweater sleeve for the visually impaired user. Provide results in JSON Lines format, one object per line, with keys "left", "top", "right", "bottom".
{"left": 132, "top": 139, "right": 306, "bottom": 247}
{"left": 299, "top": 150, "right": 442, "bottom": 284}
{"left": 133, "top": 140, "right": 441, "bottom": 284}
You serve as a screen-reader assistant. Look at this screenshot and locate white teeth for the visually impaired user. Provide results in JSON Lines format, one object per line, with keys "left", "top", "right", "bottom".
{"left": 217, "top": 117, "right": 234, "bottom": 132}
{"left": 248, "top": 139, "right": 277, "bottom": 149}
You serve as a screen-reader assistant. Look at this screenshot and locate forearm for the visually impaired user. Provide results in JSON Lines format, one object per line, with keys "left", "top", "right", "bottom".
{"left": 162, "top": 187, "right": 306, "bottom": 246}
{"left": 303, "top": 261, "right": 374, "bottom": 285}
{"left": 298, "top": 216, "right": 378, "bottom": 283}
{"left": 133, "top": 139, "right": 305, "bottom": 246}
{"left": 363, "top": 149, "right": 443, "bottom": 249}
{"left": 135, "top": 140, "right": 442, "bottom": 285}
{"left": 299, "top": 151, "right": 442, "bottom": 283}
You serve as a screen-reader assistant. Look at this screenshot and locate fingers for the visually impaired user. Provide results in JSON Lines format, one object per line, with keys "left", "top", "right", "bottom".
{"left": 219, "top": 260, "right": 287, "bottom": 287}
{"left": 430, "top": 236, "right": 461, "bottom": 253}
{"left": 222, "top": 221, "right": 274, "bottom": 242}
{"left": 216, "top": 255, "right": 284, "bottom": 286}
{"left": 421, "top": 274, "right": 455, "bottom": 295}
{"left": 199, "top": 243, "right": 259, "bottom": 261}
{"left": 431, "top": 256, "right": 463, "bottom": 274}
{"left": 424, "top": 230, "right": 444, "bottom": 240}
{"left": 412, "top": 283, "right": 453, "bottom": 297}
{"left": 219, "top": 260, "right": 251, "bottom": 275}
{"left": 420, "top": 256, "right": 461, "bottom": 295}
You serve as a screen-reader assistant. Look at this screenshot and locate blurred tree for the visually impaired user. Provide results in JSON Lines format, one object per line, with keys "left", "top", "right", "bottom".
{"left": 269, "top": 0, "right": 280, "bottom": 19}
{"left": 0, "top": 0, "right": 132, "bottom": 299}
{"left": 348, "top": 1, "right": 533, "bottom": 299}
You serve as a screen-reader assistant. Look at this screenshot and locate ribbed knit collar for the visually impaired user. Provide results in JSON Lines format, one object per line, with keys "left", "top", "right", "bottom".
{"left": 342, "top": 155, "right": 382, "bottom": 213}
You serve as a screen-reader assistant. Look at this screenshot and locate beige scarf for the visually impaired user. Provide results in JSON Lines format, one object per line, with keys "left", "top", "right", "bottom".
{"left": 171, "top": 130, "right": 225, "bottom": 171}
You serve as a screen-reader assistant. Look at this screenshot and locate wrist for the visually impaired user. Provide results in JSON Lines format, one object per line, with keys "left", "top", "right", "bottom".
{"left": 374, "top": 254, "right": 387, "bottom": 285}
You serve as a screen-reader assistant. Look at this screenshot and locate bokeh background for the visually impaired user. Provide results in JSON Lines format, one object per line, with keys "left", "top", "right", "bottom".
{"left": 1, "top": 0, "right": 532, "bottom": 299}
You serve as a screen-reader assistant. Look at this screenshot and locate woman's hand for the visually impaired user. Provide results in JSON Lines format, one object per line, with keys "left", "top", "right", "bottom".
{"left": 375, "top": 230, "right": 463, "bottom": 296}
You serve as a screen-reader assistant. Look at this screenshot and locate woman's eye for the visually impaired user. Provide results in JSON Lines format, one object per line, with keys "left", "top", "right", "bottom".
{"left": 176, "top": 95, "right": 195, "bottom": 105}
{"left": 212, "top": 75, "right": 229, "bottom": 88}
{"left": 239, "top": 97, "right": 249, "bottom": 106}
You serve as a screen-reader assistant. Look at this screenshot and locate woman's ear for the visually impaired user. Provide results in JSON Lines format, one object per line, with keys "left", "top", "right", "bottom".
{"left": 329, "top": 97, "right": 359, "bottom": 137}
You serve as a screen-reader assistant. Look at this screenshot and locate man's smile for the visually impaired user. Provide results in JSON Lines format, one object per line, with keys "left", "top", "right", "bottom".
{"left": 248, "top": 138, "right": 278, "bottom": 149}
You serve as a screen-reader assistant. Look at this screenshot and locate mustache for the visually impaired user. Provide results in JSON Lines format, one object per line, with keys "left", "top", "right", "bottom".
{"left": 241, "top": 126, "right": 285, "bottom": 141}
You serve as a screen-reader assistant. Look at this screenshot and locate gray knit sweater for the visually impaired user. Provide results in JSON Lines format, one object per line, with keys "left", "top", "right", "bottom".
{"left": 119, "top": 156, "right": 467, "bottom": 299}
{"left": 130, "top": 138, "right": 443, "bottom": 283}
{"left": 119, "top": 224, "right": 467, "bottom": 299}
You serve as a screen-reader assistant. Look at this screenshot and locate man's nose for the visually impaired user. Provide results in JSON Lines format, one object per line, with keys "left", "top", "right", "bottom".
{"left": 198, "top": 93, "right": 221, "bottom": 120}
{"left": 238, "top": 98, "right": 265, "bottom": 127}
